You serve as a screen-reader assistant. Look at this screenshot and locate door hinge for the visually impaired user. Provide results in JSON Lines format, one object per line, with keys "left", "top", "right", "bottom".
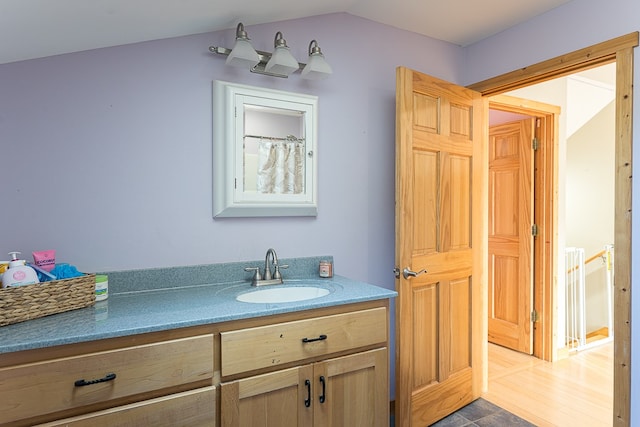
{"left": 531, "top": 224, "right": 538, "bottom": 237}
{"left": 531, "top": 310, "right": 539, "bottom": 323}
{"left": 532, "top": 137, "right": 539, "bottom": 151}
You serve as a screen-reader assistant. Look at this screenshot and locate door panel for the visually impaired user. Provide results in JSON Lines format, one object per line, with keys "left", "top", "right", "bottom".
{"left": 488, "top": 119, "right": 534, "bottom": 354}
{"left": 395, "top": 67, "right": 486, "bottom": 426}
{"left": 413, "top": 151, "right": 438, "bottom": 254}
{"left": 449, "top": 277, "right": 471, "bottom": 373}
{"left": 412, "top": 284, "right": 437, "bottom": 388}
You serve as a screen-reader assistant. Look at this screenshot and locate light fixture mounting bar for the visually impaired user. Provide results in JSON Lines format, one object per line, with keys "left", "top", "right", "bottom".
{"left": 209, "top": 45, "right": 307, "bottom": 78}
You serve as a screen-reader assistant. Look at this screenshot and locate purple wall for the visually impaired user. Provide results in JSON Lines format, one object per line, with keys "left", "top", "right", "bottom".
{"left": 0, "top": 12, "right": 464, "bottom": 400}
{"left": 0, "top": 13, "right": 462, "bottom": 272}
{"left": 463, "top": 0, "right": 640, "bottom": 422}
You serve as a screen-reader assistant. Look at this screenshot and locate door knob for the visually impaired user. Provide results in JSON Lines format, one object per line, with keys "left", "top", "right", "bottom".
{"left": 402, "top": 267, "right": 427, "bottom": 279}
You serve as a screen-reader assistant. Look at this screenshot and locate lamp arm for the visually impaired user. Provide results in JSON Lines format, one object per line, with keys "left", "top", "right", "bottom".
{"left": 208, "top": 45, "right": 307, "bottom": 74}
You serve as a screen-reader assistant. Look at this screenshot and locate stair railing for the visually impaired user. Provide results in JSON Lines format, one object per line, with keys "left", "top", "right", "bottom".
{"left": 564, "top": 245, "right": 614, "bottom": 351}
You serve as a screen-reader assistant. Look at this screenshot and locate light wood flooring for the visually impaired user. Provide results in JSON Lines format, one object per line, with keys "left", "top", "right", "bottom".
{"left": 483, "top": 341, "right": 613, "bottom": 427}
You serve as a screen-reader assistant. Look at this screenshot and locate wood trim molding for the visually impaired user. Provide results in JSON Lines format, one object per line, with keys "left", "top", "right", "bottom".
{"left": 469, "top": 32, "right": 638, "bottom": 96}
{"left": 469, "top": 33, "right": 637, "bottom": 427}
{"left": 613, "top": 45, "right": 633, "bottom": 427}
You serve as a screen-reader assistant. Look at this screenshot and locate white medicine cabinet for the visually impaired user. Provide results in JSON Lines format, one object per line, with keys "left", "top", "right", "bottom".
{"left": 213, "top": 81, "right": 318, "bottom": 217}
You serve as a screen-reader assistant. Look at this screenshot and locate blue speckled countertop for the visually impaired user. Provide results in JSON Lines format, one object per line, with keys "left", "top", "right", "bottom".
{"left": 0, "top": 256, "right": 396, "bottom": 355}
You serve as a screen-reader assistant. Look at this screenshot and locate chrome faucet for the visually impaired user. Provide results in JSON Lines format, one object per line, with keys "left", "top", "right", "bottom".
{"left": 263, "top": 248, "right": 278, "bottom": 281}
{"left": 244, "top": 248, "right": 289, "bottom": 286}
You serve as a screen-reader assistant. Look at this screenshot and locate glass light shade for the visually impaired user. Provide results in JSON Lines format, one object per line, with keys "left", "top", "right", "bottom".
{"left": 225, "top": 38, "right": 260, "bottom": 68}
{"left": 301, "top": 53, "right": 333, "bottom": 80}
{"left": 265, "top": 46, "right": 299, "bottom": 75}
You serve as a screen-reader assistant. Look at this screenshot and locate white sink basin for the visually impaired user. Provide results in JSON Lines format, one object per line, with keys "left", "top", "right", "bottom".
{"left": 236, "top": 286, "right": 330, "bottom": 303}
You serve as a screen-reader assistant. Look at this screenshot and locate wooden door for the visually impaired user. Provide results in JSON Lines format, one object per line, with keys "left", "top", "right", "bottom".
{"left": 488, "top": 119, "right": 534, "bottom": 354}
{"left": 395, "top": 67, "right": 486, "bottom": 426}
{"left": 220, "top": 365, "right": 313, "bottom": 427}
{"left": 314, "top": 348, "right": 388, "bottom": 427}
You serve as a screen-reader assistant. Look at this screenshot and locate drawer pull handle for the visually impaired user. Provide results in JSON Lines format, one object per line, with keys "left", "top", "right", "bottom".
{"left": 319, "top": 375, "right": 326, "bottom": 403}
{"left": 302, "top": 334, "right": 327, "bottom": 343}
{"left": 74, "top": 372, "right": 116, "bottom": 387}
{"left": 304, "top": 379, "right": 311, "bottom": 407}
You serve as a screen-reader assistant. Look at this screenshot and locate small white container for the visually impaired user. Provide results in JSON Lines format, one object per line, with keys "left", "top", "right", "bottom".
{"left": 95, "top": 275, "right": 108, "bottom": 301}
{"left": 2, "top": 252, "right": 39, "bottom": 288}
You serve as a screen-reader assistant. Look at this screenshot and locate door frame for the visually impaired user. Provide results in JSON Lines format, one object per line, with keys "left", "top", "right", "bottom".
{"left": 469, "top": 32, "right": 637, "bottom": 426}
{"left": 488, "top": 96, "right": 559, "bottom": 361}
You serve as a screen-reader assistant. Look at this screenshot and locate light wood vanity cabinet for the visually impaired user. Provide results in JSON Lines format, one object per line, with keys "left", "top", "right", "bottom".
{"left": 219, "top": 304, "right": 389, "bottom": 427}
{"left": 0, "top": 300, "right": 390, "bottom": 427}
{"left": 221, "top": 349, "right": 387, "bottom": 427}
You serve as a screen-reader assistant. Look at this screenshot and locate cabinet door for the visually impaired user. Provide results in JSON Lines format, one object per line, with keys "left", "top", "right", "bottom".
{"left": 314, "top": 348, "right": 388, "bottom": 427}
{"left": 220, "top": 365, "right": 314, "bottom": 427}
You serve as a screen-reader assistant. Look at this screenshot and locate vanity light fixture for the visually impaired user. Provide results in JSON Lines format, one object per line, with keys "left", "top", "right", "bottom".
{"left": 264, "top": 31, "right": 299, "bottom": 76}
{"left": 224, "top": 23, "right": 260, "bottom": 68}
{"left": 300, "top": 40, "right": 333, "bottom": 80}
{"left": 208, "top": 22, "right": 332, "bottom": 79}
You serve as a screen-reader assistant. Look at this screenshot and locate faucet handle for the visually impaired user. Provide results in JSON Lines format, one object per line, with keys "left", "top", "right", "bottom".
{"left": 272, "top": 264, "right": 288, "bottom": 280}
{"left": 244, "top": 266, "right": 262, "bottom": 282}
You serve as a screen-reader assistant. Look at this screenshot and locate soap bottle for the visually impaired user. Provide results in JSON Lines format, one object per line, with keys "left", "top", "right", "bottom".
{"left": 2, "top": 252, "right": 40, "bottom": 288}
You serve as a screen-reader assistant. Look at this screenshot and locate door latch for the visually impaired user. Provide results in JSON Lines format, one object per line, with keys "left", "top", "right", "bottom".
{"left": 402, "top": 267, "right": 427, "bottom": 279}
{"left": 395, "top": 267, "right": 428, "bottom": 279}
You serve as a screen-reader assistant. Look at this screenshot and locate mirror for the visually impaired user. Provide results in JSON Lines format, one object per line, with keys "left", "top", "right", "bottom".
{"left": 213, "top": 81, "right": 318, "bottom": 217}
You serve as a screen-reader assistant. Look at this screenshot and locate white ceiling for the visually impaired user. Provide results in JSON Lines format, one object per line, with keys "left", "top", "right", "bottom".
{"left": 0, "top": 0, "right": 572, "bottom": 65}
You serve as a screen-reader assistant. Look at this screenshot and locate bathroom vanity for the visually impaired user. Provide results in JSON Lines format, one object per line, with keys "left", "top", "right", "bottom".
{"left": 0, "top": 257, "right": 395, "bottom": 427}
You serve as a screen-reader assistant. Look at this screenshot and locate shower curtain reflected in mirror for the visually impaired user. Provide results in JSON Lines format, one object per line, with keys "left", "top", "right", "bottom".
{"left": 256, "top": 139, "right": 305, "bottom": 194}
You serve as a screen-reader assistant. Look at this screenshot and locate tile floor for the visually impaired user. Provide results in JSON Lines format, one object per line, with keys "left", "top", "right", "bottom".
{"left": 390, "top": 398, "right": 536, "bottom": 426}
{"left": 428, "top": 398, "right": 536, "bottom": 427}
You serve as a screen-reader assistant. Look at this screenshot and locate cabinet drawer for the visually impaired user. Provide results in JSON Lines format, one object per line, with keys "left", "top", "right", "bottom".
{"left": 221, "top": 307, "right": 386, "bottom": 376}
{"left": 0, "top": 334, "right": 214, "bottom": 424}
{"left": 36, "top": 386, "right": 216, "bottom": 427}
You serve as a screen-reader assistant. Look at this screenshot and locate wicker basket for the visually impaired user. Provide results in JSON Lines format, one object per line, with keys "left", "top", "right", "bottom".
{"left": 0, "top": 274, "right": 96, "bottom": 327}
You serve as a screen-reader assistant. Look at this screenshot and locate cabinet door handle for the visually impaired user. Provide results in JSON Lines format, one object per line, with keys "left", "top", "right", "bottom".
{"left": 304, "top": 379, "right": 311, "bottom": 407}
{"left": 302, "top": 334, "right": 327, "bottom": 343}
{"left": 74, "top": 372, "right": 116, "bottom": 387}
{"left": 319, "top": 376, "right": 326, "bottom": 403}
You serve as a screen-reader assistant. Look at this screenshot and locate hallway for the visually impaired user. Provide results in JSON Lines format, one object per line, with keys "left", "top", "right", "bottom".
{"left": 483, "top": 342, "right": 613, "bottom": 426}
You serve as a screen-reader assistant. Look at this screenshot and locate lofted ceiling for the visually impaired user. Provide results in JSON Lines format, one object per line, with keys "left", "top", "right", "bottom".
{"left": 0, "top": 0, "right": 572, "bottom": 65}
